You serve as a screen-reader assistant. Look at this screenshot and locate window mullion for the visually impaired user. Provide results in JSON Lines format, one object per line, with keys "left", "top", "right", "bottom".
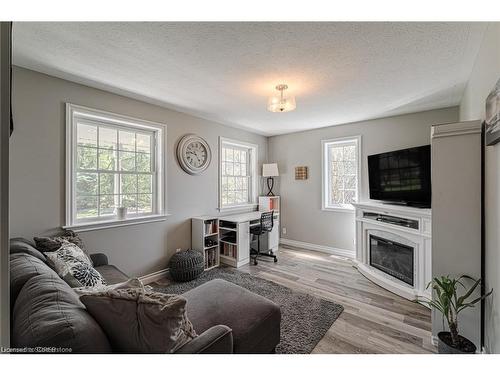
{"left": 96, "top": 125, "right": 101, "bottom": 217}
{"left": 329, "top": 146, "right": 333, "bottom": 206}
{"left": 117, "top": 129, "right": 121, "bottom": 208}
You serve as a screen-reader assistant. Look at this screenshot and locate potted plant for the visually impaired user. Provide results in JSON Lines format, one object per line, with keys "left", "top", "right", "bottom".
{"left": 421, "top": 275, "right": 492, "bottom": 354}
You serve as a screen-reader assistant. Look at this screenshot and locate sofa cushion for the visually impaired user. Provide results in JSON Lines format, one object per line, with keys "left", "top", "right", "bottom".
{"left": 182, "top": 279, "right": 281, "bottom": 353}
{"left": 95, "top": 264, "right": 129, "bottom": 285}
{"left": 80, "top": 285, "right": 197, "bottom": 353}
{"left": 45, "top": 241, "right": 106, "bottom": 288}
{"left": 10, "top": 238, "right": 47, "bottom": 262}
{"left": 10, "top": 253, "right": 58, "bottom": 309}
{"left": 12, "top": 273, "right": 112, "bottom": 353}
{"left": 34, "top": 229, "right": 89, "bottom": 257}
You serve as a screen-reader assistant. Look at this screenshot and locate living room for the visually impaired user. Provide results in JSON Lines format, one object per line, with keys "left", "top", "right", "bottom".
{"left": 1, "top": 1, "right": 500, "bottom": 373}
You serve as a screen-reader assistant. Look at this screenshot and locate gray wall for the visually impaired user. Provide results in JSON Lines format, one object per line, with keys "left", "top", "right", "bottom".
{"left": 459, "top": 23, "right": 500, "bottom": 353}
{"left": 268, "top": 107, "right": 458, "bottom": 251}
{"left": 10, "top": 67, "right": 268, "bottom": 277}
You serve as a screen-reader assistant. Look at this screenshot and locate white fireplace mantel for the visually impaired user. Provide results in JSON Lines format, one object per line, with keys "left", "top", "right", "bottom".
{"left": 353, "top": 201, "right": 432, "bottom": 302}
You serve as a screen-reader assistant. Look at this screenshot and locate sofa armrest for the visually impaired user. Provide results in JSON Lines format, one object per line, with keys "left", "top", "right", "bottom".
{"left": 175, "top": 325, "right": 233, "bottom": 354}
{"left": 90, "top": 253, "right": 109, "bottom": 267}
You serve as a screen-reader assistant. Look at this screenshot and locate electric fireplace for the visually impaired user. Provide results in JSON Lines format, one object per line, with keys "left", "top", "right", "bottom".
{"left": 369, "top": 234, "right": 414, "bottom": 286}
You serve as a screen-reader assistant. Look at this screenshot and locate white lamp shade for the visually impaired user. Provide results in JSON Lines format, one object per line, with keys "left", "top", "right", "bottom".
{"left": 262, "top": 163, "right": 279, "bottom": 177}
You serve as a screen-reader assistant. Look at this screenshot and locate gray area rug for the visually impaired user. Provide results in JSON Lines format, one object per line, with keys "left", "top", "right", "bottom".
{"left": 153, "top": 267, "right": 344, "bottom": 354}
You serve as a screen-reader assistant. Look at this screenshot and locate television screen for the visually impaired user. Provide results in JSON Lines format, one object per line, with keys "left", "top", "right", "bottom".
{"left": 368, "top": 145, "right": 431, "bottom": 208}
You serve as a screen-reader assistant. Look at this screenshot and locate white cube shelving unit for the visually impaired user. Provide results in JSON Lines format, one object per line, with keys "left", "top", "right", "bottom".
{"left": 218, "top": 219, "right": 250, "bottom": 268}
{"left": 191, "top": 216, "right": 220, "bottom": 271}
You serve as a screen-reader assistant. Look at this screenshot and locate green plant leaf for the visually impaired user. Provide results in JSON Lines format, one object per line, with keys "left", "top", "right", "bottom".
{"left": 457, "top": 277, "right": 481, "bottom": 306}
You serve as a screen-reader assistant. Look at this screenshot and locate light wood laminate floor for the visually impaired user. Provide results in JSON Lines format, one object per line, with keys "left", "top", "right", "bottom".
{"left": 237, "top": 246, "right": 436, "bottom": 354}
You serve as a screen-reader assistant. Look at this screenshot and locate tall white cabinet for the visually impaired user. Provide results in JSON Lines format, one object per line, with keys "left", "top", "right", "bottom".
{"left": 258, "top": 196, "right": 280, "bottom": 253}
{"left": 431, "top": 120, "right": 482, "bottom": 350}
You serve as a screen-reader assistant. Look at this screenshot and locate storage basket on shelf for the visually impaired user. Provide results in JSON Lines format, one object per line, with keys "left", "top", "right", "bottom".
{"left": 168, "top": 249, "right": 204, "bottom": 282}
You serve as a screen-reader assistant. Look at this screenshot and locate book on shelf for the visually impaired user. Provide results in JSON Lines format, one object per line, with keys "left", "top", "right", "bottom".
{"left": 205, "top": 247, "right": 217, "bottom": 269}
{"left": 221, "top": 242, "right": 237, "bottom": 258}
{"left": 204, "top": 220, "right": 218, "bottom": 235}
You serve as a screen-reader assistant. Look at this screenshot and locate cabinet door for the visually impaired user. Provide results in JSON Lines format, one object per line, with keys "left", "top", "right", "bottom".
{"left": 268, "top": 220, "right": 280, "bottom": 251}
{"left": 237, "top": 222, "right": 250, "bottom": 262}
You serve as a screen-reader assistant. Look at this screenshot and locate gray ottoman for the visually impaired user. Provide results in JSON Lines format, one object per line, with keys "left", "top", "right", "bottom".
{"left": 182, "top": 279, "right": 281, "bottom": 353}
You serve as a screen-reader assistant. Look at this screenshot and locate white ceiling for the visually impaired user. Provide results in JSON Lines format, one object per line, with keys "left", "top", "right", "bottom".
{"left": 13, "top": 22, "right": 486, "bottom": 136}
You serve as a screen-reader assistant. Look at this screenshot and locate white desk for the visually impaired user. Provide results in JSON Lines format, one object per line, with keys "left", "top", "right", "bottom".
{"left": 219, "top": 211, "right": 279, "bottom": 223}
{"left": 218, "top": 210, "right": 280, "bottom": 267}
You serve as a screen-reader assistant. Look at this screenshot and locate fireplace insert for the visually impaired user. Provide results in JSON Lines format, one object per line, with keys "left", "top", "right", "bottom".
{"left": 369, "top": 235, "right": 414, "bottom": 286}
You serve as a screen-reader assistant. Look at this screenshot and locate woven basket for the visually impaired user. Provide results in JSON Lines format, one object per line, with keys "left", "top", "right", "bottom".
{"left": 169, "top": 249, "right": 204, "bottom": 282}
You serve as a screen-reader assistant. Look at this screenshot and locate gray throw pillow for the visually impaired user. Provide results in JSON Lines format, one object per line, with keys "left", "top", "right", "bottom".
{"left": 34, "top": 230, "right": 91, "bottom": 263}
{"left": 45, "top": 241, "right": 106, "bottom": 288}
{"left": 79, "top": 284, "right": 197, "bottom": 353}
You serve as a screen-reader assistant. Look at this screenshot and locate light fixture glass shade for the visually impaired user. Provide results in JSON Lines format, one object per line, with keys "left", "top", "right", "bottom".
{"left": 267, "top": 84, "right": 296, "bottom": 112}
{"left": 262, "top": 163, "right": 279, "bottom": 177}
{"left": 267, "top": 96, "right": 296, "bottom": 112}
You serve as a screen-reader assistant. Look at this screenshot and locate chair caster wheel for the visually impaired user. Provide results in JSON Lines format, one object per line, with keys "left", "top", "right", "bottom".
{"left": 254, "top": 260, "right": 258, "bottom": 265}
{"left": 274, "top": 258, "right": 278, "bottom": 263}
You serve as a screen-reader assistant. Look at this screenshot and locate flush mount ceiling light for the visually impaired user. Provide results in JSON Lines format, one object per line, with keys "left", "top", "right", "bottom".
{"left": 267, "top": 84, "right": 296, "bottom": 113}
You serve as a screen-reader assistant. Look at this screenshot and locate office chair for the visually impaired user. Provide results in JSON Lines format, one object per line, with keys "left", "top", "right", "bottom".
{"left": 250, "top": 211, "right": 277, "bottom": 265}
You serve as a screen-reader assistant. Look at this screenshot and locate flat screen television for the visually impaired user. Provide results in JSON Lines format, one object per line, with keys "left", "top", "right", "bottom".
{"left": 368, "top": 145, "right": 431, "bottom": 208}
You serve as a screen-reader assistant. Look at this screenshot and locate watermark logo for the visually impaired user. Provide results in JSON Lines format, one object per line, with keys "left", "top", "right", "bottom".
{"left": 1, "top": 346, "right": 73, "bottom": 353}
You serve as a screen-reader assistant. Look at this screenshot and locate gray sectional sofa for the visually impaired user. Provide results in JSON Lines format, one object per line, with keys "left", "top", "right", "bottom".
{"left": 10, "top": 238, "right": 281, "bottom": 354}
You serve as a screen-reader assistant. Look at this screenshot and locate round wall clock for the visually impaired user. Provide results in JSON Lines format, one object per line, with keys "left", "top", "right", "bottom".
{"left": 176, "top": 134, "right": 212, "bottom": 175}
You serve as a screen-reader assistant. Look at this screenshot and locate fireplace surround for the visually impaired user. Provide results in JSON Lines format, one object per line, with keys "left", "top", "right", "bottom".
{"left": 353, "top": 202, "right": 431, "bottom": 301}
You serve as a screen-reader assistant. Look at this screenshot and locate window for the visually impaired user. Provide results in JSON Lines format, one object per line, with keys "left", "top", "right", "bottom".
{"left": 66, "top": 104, "right": 166, "bottom": 229}
{"left": 322, "top": 136, "right": 361, "bottom": 211}
{"left": 219, "top": 137, "right": 258, "bottom": 210}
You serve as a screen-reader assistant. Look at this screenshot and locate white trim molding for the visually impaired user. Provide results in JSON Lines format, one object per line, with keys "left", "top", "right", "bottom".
{"left": 218, "top": 136, "right": 259, "bottom": 211}
{"left": 321, "top": 135, "right": 362, "bottom": 212}
{"left": 217, "top": 203, "right": 258, "bottom": 213}
{"left": 64, "top": 214, "right": 170, "bottom": 232}
{"left": 431, "top": 120, "right": 482, "bottom": 139}
{"left": 280, "top": 238, "right": 355, "bottom": 259}
{"left": 139, "top": 268, "right": 169, "bottom": 285}
{"left": 65, "top": 103, "right": 168, "bottom": 229}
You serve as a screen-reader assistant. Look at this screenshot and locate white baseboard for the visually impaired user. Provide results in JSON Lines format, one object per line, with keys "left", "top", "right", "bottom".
{"left": 431, "top": 335, "right": 438, "bottom": 347}
{"left": 139, "top": 268, "right": 169, "bottom": 284}
{"left": 280, "top": 238, "right": 355, "bottom": 259}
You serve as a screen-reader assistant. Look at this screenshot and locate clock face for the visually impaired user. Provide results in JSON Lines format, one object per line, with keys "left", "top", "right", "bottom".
{"left": 185, "top": 141, "right": 208, "bottom": 169}
{"left": 177, "top": 135, "right": 212, "bottom": 175}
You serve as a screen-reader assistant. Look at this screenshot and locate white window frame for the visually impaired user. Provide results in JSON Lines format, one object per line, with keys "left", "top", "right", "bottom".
{"left": 64, "top": 103, "right": 168, "bottom": 232}
{"left": 321, "top": 135, "right": 361, "bottom": 212}
{"left": 218, "top": 137, "right": 258, "bottom": 212}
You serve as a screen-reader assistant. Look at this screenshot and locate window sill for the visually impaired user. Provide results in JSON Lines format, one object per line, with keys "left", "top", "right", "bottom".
{"left": 218, "top": 203, "right": 258, "bottom": 213}
{"left": 63, "top": 214, "right": 170, "bottom": 232}
{"left": 322, "top": 206, "right": 355, "bottom": 213}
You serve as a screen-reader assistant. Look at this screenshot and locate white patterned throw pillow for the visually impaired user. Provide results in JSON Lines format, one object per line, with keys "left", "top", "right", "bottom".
{"left": 45, "top": 240, "right": 107, "bottom": 288}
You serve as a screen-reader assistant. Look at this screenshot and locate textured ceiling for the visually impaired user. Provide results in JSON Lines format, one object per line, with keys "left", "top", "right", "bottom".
{"left": 13, "top": 22, "right": 486, "bottom": 136}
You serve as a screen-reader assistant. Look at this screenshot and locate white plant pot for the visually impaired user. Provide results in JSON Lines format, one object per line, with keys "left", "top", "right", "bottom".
{"left": 116, "top": 207, "right": 128, "bottom": 220}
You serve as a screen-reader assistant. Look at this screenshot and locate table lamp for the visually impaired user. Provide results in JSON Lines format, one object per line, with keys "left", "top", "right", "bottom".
{"left": 262, "top": 163, "right": 279, "bottom": 196}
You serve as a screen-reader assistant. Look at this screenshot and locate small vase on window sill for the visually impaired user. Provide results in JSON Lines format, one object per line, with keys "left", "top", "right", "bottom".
{"left": 116, "top": 207, "right": 128, "bottom": 220}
